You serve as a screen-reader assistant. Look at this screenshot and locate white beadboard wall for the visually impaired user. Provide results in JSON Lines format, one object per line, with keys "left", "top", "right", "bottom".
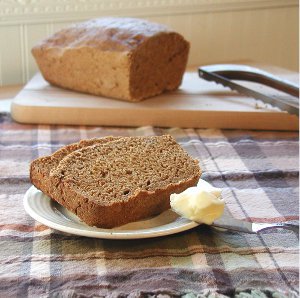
{"left": 0, "top": 0, "right": 298, "bottom": 86}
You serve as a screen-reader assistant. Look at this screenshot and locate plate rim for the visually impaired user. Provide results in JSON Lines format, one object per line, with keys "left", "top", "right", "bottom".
{"left": 23, "top": 186, "right": 199, "bottom": 239}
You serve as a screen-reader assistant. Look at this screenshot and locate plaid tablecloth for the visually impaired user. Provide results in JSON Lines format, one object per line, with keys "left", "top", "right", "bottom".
{"left": 0, "top": 112, "right": 298, "bottom": 297}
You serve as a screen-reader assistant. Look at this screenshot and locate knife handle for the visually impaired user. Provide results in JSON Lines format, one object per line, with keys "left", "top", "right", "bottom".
{"left": 199, "top": 64, "right": 299, "bottom": 98}
{"left": 252, "top": 222, "right": 299, "bottom": 233}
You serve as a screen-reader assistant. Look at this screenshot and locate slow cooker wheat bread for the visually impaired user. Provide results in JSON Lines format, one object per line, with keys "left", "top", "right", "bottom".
{"left": 30, "top": 135, "right": 201, "bottom": 228}
{"left": 32, "top": 17, "right": 190, "bottom": 102}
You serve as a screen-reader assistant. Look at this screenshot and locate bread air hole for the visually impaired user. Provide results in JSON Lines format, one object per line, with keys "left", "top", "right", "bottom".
{"left": 123, "top": 190, "right": 130, "bottom": 195}
{"left": 101, "top": 171, "right": 108, "bottom": 178}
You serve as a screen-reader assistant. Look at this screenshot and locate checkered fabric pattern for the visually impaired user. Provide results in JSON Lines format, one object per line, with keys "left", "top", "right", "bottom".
{"left": 0, "top": 112, "right": 298, "bottom": 297}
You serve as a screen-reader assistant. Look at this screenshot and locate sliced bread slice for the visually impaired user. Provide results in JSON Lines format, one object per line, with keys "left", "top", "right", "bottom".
{"left": 50, "top": 135, "right": 201, "bottom": 228}
{"left": 30, "top": 136, "right": 120, "bottom": 199}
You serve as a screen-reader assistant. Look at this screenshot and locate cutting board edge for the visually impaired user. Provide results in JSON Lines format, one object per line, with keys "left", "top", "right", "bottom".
{"left": 11, "top": 101, "right": 299, "bottom": 131}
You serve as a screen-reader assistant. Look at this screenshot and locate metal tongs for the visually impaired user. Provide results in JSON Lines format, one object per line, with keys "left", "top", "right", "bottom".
{"left": 198, "top": 64, "right": 299, "bottom": 116}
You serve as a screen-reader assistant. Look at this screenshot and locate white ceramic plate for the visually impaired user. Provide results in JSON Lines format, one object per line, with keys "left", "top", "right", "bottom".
{"left": 23, "top": 186, "right": 199, "bottom": 239}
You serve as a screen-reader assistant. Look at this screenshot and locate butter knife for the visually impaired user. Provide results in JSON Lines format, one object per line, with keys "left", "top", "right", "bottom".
{"left": 211, "top": 214, "right": 299, "bottom": 234}
{"left": 198, "top": 64, "right": 299, "bottom": 116}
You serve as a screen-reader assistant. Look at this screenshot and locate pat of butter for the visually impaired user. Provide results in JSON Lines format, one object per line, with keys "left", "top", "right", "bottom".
{"left": 170, "top": 179, "right": 224, "bottom": 225}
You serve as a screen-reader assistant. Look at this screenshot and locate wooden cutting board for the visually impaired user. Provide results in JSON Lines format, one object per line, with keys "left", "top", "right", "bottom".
{"left": 11, "top": 68, "right": 298, "bottom": 130}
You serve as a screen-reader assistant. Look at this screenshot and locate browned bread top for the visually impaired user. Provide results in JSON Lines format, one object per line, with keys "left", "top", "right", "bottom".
{"left": 51, "top": 135, "right": 201, "bottom": 206}
{"left": 32, "top": 17, "right": 172, "bottom": 53}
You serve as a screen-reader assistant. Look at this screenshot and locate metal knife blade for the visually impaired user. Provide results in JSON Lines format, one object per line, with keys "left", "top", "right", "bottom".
{"left": 198, "top": 64, "right": 299, "bottom": 116}
{"left": 212, "top": 214, "right": 254, "bottom": 233}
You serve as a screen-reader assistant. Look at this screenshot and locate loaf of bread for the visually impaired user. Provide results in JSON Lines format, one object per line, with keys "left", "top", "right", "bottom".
{"left": 31, "top": 17, "right": 190, "bottom": 102}
{"left": 30, "top": 135, "right": 201, "bottom": 228}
